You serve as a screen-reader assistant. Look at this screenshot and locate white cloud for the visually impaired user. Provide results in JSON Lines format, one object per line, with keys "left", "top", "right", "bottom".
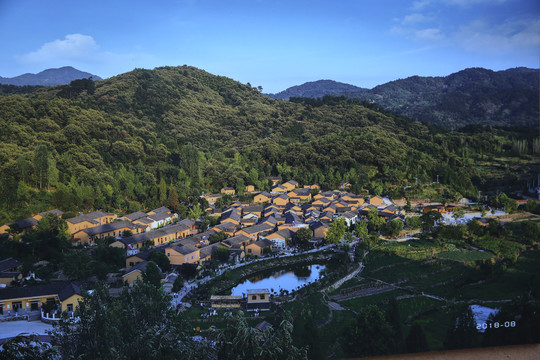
{"left": 412, "top": 0, "right": 431, "bottom": 10}
{"left": 445, "top": 0, "right": 508, "bottom": 6}
{"left": 20, "top": 34, "right": 100, "bottom": 64}
{"left": 454, "top": 18, "right": 540, "bottom": 54}
{"left": 415, "top": 28, "right": 444, "bottom": 40}
{"left": 17, "top": 34, "right": 160, "bottom": 78}
{"left": 402, "top": 13, "right": 433, "bottom": 25}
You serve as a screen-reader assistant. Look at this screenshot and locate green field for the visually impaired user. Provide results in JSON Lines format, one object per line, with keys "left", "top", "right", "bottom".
{"left": 437, "top": 249, "right": 494, "bottom": 262}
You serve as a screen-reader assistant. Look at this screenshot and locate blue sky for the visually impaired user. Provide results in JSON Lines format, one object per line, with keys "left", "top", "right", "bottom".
{"left": 0, "top": 0, "right": 538, "bottom": 92}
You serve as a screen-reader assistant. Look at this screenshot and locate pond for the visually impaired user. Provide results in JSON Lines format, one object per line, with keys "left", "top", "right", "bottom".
{"left": 229, "top": 263, "right": 326, "bottom": 296}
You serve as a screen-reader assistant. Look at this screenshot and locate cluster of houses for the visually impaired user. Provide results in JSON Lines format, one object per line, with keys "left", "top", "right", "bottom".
{"left": 0, "top": 179, "right": 405, "bottom": 317}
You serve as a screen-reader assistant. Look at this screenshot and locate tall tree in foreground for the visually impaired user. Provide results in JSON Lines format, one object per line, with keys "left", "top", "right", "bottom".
{"left": 343, "top": 305, "right": 394, "bottom": 357}
{"left": 52, "top": 282, "right": 205, "bottom": 360}
{"left": 444, "top": 304, "right": 479, "bottom": 350}
{"left": 217, "top": 312, "right": 307, "bottom": 360}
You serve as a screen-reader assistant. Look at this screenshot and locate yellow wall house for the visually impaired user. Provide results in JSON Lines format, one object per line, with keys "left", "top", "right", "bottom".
{"left": 220, "top": 187, "right": 236, "bottom": 195}
{"left": 253, "top": 192, "right": 271, "bottom": 204}
{"left": 73, "top": 220, "right": 144, "bottom": 246}
{"left": 246, "top": 289, "right": 270, "bottom": 311}
{"left": 0, "top": 282, "right": 82, "bottom": 317}
{"left": 245, "top": 239, "right": 274, "bottom": 257}
{"left": 123, "top": 261, "right": 151, "bottom": 285}
{"left": 66, "top": 211, "right": 117, "bottom": 235}
{"left": 165, "top": 245, "right": 200, "bottom": 265}
{"left": 0, "top": 257, "right": 23, "bottom": 287}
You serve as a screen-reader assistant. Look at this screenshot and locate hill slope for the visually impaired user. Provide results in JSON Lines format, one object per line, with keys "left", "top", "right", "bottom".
{"left": 0, "top": 66, "right": 535, "bottom": 222}
{"left": 267, "top": 68, "right": 539, "bottom": 129}
{"left": 266, "top": 80, "right": 367, "bottom": 100}
{"left": 0, "top": 66, "right": 102, "bottom": 86}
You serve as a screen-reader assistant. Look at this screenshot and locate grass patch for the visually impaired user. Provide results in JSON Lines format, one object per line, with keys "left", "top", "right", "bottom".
{"left": 437, "top": 249, "right": 494, "bottom": 262}
{"left": 413, "top": 307, "right": 455, "bottom": 350}
{"left": 397, "top": 296, "right": 446, "bottom": 322}
{"left": 364, "top": 260, "right": 442, "bottom": 284}
{"left": 281, "top": 292, "right": 330, "bottom": 326}
{"left": 340, "top": 289, "right": 407, "bottom": 312}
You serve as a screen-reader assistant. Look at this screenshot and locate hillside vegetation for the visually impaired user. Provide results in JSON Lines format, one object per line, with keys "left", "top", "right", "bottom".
{"left": 0, "top": 66, "right": 537, "bottom": 222}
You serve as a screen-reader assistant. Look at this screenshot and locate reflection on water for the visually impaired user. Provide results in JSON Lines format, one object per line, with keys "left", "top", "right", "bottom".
{"left": 230, "top": 264, "right": 326, "bottom": 296}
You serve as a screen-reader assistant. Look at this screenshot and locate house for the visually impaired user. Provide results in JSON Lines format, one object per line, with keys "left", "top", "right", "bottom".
{"left": 123, "top": 261, "right": 149, "bottom": 285}
{"left": 199, "top": 243, "right": 225, "bottom": 263}
{"left": 287, "top": 188, "right": 312, "bottom": 202}
{"left": 125, "top": 250, "right": 152, "bottom": 269}
{"left": 272, "top": 194, "right": 289, "bottom": 206}
{"left": 254, "top": 191, "right": 272, "bottom": 204}
{"left": 210, "top": 295, "right": 242, "bottom": 309}
{"left": 241, "top": 206, "right": 262, "bottom": 218}
{"left": 245, "top": 239, "right": 274, "bottom": 257}
{"left": 220, "top": 187, "right": 236, "bottom": 195}
{"left": 271, "top": 185, "right": 288, "bottom": 194}
{"left": 264, "top": 177, "right": 282, "bottom": 186}
{"left": 368, "top": 196, "right": 385, "bottom": 207}
{"left": 32, "top": 209, "right": 64, "bottom": 221}
{"left": 203, "top": 193, "right": 222, "bottom": 205}
{"left": 220, "top": 208, "right": 242, "bottom": 225}
{"left": 246, "top": 289, "right": 270, "bottom": 311}
{"left": 265, "top": 229, "right": 295, "bottom": 249}
{"left": 0, "top": 282, "right": 82, "bottom": 316}
{"left": 147, "top": 207, "right": 171, "bottom": 216}
{"left": 245, "top": 185, "right": 256, "bottom": 193}
{"left": 339, "top": 211, "right": 358, "bottom": 227}
{"left": 73, "top": 220, "right": 145, "bottom": 246}
{"left": 310, "top": 221, "right": 329, "bottom": 238}
{"left": 165, "top": 245, "right": 200, "bottom": 265}
{"left": 210, "top": 222, "right": 238, "bottom": 236}
{"left": 66, "top": 211, "right": 117, "bottom": 235}
{"left": 235, "top": 223, "right": 274, "bottom": 240}
{"left": 221, "top": 234, "right": 251, "bottom": 248}
{"left": 282, "top": 180, "right": 299, "bottom": 191}
{"left": 312, "top": 197, "right": 331, "bottom": 207}
{"left": 113, "top": 223, "right": 191, "bottom": 250}
{"left": 339, "top": 182, "right": 351, "bottom": 190}
{"left": 0, "top": 258, "right": 22, "bottom": 287}
{"left": 145, "top": 211, "right": 176, "bottom": 229}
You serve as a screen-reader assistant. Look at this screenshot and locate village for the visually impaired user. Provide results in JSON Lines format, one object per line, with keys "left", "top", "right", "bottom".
{"left": 0, "top": 177, "right": 511, "bottom": 339}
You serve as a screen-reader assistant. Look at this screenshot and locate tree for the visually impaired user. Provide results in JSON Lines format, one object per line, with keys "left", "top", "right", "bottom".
{"left": 159, "top": 178, "right": 167, "bottom": 205}
{"left": 367, "top": 208, "right": 385, "bottom": 232}
{"left": 452, "top": 207, "right": 466, "bottom": 222}
{"left": 143, "top": 261, "right": 162, "bottom": 287}
{"left": 172, "top": 276, "right": 184, "bottom": 292}
{"left": 187, "top": 204, "right": 203, "bottom": 220}
{"left": 406, "top": 323, "right": 429, "bottom": 353}
{"left": 354, "top": 220, "right": 368, "bottom": 239}
{"left": 148, "top": 250, "right": 171, "bottom": 272}
{"left": 217, "top": 312, "right": 307, "bottom": 360}
{"left": 421, "top": 211, "right": 442, "bottom": 231}
{"left": 295, "top": 227, "right": 312, "bottom": 247}
{"left": 325, "top": 218, "right": 347, "bottom": 244}
{"left": 520, "top": 221, "right": 539, "bottom": 244}
{"left": 212, "top": 246, "right": 230, "bottom": 262}
{"left": 33, "top": 144, "right": 50, "bottom": 189}
{"left": 0, "top": 334, "right": 58, "bottom": 359}
{"left": 52, "top": 283, "right": 203, "bottom": 360}
{"left": 343, "top": 305, "right": 394, "bottom": 357}
{"left": 382, "top": 219, "right": 404, "bottom": 237}
{"left": 62, "top": 251, "right": 92, "bottom": 279}
{"left": 444, "top": 305, "right": 479, "bottom": 350}
{"left": 168, "top": 185, "right": 179, "bottom": 210}
{"left": 405, "top": 216, "right": 422, "bottom": 229}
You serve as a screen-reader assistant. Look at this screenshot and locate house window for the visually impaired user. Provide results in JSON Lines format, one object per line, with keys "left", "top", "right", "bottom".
{"left": 186, "top": 257, "right": 189, "bottom": 262}
{"left": 129, "top": 262, "right": 134, "bottom": 267}
{"left": 251, "top": 295, "right": 257, "bottom": 300}
{"left": 260, "top": 294, "right": 265, "bottom": 300}
{"left": 191, "top": 255, "right": 194, "bottom": 260}
{"left": 167, "top": 253, "right": 170, "bottom": 257}
{"left": 248, "top": 249, "right": 252, "bottom": 253}
{"left": 67, "top": 304, "right": 73, "bottom": 312}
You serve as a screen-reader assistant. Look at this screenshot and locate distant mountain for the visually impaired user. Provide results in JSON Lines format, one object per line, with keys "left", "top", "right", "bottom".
{"left": 267, "top": 67, "right": 539, "bottom": 129}
{"left": 265, "top": 79, "right": 368, "bottom": 100}
{"left": 0, "top": 66, "right": 102, "bottom": 86}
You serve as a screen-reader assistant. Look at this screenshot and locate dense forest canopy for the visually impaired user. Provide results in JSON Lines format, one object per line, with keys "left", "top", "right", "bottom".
{"left": 0, "top": 66, "right": 537, "bottom": 223}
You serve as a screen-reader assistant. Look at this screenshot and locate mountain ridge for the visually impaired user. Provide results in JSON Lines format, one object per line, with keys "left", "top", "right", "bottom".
{"left": 265, "top": 67, "right": 539, "bottom": 129}
{"left": 0, "top": 66, "right": 103, "bottom": 86}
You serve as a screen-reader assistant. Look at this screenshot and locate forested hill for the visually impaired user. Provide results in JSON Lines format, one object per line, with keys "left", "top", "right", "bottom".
{"left": 0, "top": 66, "right": 536, "bottom": 223}
{"left": 267, "top": 67, "right": 539, "bottom": 129}
{"left": 265, "top": 80, "right": 368, "bottom": 100}
{"left": 0, "top": 66, "right": 102, "bottom": 86}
